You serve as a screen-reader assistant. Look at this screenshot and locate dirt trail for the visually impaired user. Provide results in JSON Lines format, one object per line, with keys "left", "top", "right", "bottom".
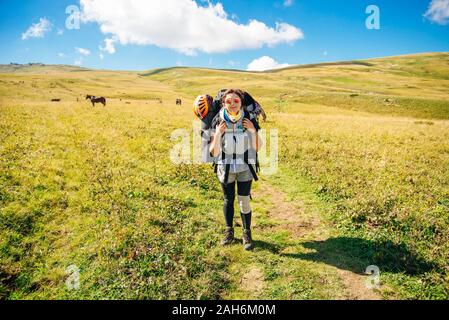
{"left": 255, "top": 183, "right": 323, "bottom": 240}
{"left": 238, "top": 180, "right": 381, "bottom": 300}
{"left": 240, "top": 267, "right": 265, "bottom": 298}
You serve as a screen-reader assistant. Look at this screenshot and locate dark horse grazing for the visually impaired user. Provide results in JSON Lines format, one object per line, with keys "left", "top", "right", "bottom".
{"left": 176, "top": 99, "right": 182, "bottom": 106}
{"left": 86, "top": 95, "right": 107, "bottom": 107}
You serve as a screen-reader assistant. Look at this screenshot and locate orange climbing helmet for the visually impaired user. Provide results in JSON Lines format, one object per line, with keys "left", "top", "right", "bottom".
{"left": 193, "top": 94, "right": 213, "bottom": 120}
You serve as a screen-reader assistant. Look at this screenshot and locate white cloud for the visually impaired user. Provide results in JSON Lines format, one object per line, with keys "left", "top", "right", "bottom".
{"left": 22, "top": 18, "right": 52, "bottom": 40}
{"left": 74, "top": 58, "right": 83, "bottom": 66}
{"left": 99, "top": 53, "right": 104, "bottom": 60}
{"left": 323, "top": 51, "right": 328, "bottom": 56}
{"left": 57, "top": 29, "right": 64, "bottom": 36}
{"left": 80, "top": 0, "right": 303, "bottom": 55}
{"left": 424, "top": 0, "right": 449, "bottom": 24}
{"left": 99, "top": 38, "right": 117, "bottom": 54}
{"left": 75, "top": 47, "right": 91, "bottom": 56}
{"left": 58, "top": 53, "right": 66, "bottom": 58}
{"left": 283, "top": 0, "right": 294, "bottom": 7}
{"left": 247, "top": 56, "right": 290, "bottom": 71}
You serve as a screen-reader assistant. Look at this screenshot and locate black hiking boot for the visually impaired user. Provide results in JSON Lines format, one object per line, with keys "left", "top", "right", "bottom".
{"left": 242, "top": 229, "right": 254, "bottom": 251}
{"left": 221, "top": 227, "right": 235, "bottom": 246}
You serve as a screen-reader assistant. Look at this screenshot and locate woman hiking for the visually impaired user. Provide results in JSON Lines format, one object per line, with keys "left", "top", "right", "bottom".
{"left": 208, "top": 89, "right": 262, "bottom": 251}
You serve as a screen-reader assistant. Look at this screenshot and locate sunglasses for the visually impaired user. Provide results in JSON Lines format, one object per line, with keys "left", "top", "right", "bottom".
{"left": 225, "top": 98, "right": 241, "bottom": 105}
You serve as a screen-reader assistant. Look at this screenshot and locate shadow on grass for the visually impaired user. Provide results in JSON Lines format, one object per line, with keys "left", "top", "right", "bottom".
{"left": 253, "top": 240, "right": 282, "bottom": 254}
{"left": 280, "top": 237, "right": 437, "bottom": 276}
{"left": 230, "top": 238, "right": 282, "bottom": 254}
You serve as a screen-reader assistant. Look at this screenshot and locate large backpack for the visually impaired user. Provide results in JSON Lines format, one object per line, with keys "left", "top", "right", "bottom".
{"left": 200, "top": 89, "right": 265, "bottom": 132}
{"left": 198, "top": 90, "right": 264, "bottom": 183}
{"left": 209, "top": 109, "right": 261, "bottom": 184}
{"left": 201, "top": 90, "right": 262, "bottom": 184}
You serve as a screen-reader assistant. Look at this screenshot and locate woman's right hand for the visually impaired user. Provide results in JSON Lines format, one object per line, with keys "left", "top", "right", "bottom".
{"left": 215, "top": 121, "right": 227, "bottom": 137}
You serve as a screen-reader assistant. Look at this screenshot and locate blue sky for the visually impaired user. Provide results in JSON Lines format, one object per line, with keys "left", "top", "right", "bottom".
{"left": 0, "top": 0, "right": 448, "bottom": 71}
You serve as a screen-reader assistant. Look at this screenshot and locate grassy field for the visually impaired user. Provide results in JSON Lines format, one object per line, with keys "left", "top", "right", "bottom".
{"left": 0, "top": 52, "right": 448, "bottom": 299}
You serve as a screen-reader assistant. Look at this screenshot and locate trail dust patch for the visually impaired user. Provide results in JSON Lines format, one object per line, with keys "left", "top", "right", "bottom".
{"left": 240, "top": 267, "right": 265, "bottom": 298}
{"left": 336, "top": 269, "right": 381, "bottom": 300}
{"left": 253, "top": 182, "right": 322, "bottom": 239}
{"left": 254, "top": 180, "right": 381, "bottom": 300}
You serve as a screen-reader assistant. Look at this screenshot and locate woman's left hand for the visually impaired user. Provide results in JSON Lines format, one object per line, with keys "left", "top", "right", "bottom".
{"left": 243, "top": 119, "right": 256, "bottom": 133}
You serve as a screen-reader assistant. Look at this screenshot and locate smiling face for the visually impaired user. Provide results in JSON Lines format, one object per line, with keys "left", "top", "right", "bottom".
{"left": 224, "top": 93, "right": 242, "bottom": 115}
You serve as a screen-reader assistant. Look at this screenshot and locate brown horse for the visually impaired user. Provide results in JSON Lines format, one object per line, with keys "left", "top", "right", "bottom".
{"left": 86, "top": 95, "right": 106, "bottom": 107}
{"left": 176, "top": 99, "right": 182, "bottom": 106}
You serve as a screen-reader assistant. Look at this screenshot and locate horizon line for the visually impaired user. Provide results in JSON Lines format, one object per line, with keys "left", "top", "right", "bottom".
{"left": 1, "top": 51, "right": 448, "bottom": 74}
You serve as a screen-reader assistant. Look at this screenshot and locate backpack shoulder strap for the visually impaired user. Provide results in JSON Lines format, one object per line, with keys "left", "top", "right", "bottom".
{"left": 211, "top": 112, "right": 222, "bottom": 129}
{"left": 243, "top": 110, "right": 252, "bottom": 120}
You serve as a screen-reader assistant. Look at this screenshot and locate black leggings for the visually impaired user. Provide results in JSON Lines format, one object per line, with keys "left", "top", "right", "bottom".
{"left": 221, "top": 180, "right": 252, "bottom": 229}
